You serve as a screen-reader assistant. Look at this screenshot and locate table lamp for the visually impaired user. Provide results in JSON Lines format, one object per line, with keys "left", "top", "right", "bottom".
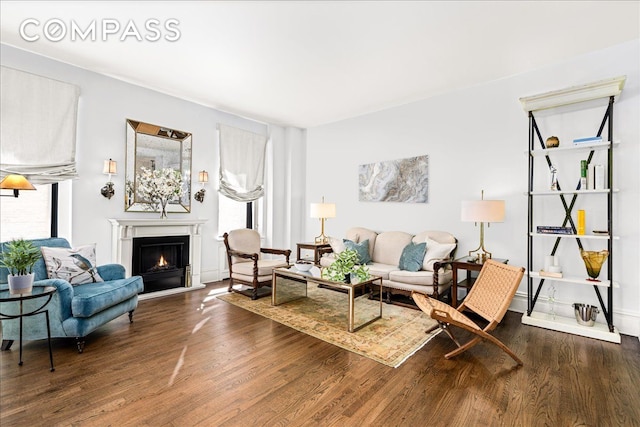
{"left": 461, "top": 190, "right": 505, "bottom": 262}
{"left": 0, "top": 174, "right": 36, "bottom": 198}
{"left": 310, "top": 197, "right": 336, "bottom": 244}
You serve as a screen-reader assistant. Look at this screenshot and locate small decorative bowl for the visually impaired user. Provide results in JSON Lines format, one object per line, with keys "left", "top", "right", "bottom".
{"left": 294, "top": 262, "right": 313, "bottom": 272}
{"left": 546, "top": 136, "right": 560, "bottom": 148}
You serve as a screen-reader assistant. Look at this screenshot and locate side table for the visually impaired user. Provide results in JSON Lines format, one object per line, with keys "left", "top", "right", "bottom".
{"left": 0, "top": 286, "right": 56, "bottom": 371}
{"left": 451, "top": 256, "right": 509, "bottom": 308}
{"left": 296, "top": 242, "right": 331, "bottom": 265}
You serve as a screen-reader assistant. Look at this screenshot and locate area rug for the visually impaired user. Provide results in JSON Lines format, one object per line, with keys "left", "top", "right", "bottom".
{"left": 217, "top": 284, "right": 440, "bottom": 368}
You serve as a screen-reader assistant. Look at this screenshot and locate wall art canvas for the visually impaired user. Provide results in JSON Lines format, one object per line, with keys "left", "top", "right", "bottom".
{"left": 359, "top": 155, "right": 429, "bottom": 203}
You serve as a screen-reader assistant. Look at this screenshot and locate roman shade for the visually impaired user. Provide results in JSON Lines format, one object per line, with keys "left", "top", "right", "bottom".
{"left": 0, "top": 66, "right": 80, "bottom": 184}
{"left": 218, "top": 124, "right": 267, "bottom": 202}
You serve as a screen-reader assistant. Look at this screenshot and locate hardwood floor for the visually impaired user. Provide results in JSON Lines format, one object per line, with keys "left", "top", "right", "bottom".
{"left": 2, "top": 281, "right": 639, "bottom": 426}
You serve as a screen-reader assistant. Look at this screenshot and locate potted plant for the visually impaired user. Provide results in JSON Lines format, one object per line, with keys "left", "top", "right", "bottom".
{"left": 322, "top": 248, "right": 370, "bottom": 283}
{"left": 0, "top": 239, "right": 41, "bottom": 294}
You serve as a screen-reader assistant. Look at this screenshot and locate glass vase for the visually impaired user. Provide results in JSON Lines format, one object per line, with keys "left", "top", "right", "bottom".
{"left": 159, "top": 198, "right": 168, "bottom": 219}
{"left": 580, "top": 249, "right": 609, "bottom": 281}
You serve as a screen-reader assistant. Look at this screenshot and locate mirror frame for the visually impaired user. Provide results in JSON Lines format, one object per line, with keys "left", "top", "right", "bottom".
{"left": 124, "top": 119, "right": 192, "bottom": 213}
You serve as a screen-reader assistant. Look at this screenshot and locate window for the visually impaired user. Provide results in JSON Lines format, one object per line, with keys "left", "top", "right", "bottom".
{"left": 0, "top": 184, "right": 51, "bottom": 241}
{"left": 218, "top": 195, "right": 263, "bottom": 237}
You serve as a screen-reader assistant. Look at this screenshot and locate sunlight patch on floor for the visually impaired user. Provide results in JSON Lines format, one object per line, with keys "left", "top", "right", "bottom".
{"left": 168, "top": 346, "right": 187, "bottom": 386}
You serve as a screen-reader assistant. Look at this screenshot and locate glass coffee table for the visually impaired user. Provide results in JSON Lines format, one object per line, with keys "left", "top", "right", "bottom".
{"left": 272, "top": 265, "right": 383, "bottom": 332}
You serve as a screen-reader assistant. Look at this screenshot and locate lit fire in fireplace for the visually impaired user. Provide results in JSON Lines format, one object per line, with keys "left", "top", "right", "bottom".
{"left": 158, "top": 255, "right": 167, "bottom": 267}
{"left": 149, "top": 254, "right": 174, "bottom": 272}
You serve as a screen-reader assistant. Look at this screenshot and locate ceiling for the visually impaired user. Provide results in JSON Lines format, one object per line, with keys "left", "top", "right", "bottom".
{"left": 1, "top": 1, "right": 638, "bottom": 128}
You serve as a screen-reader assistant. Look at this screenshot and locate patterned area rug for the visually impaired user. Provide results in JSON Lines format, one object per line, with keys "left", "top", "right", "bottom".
{"left": 217, "top": 284, "right": 440, "bottom": 368}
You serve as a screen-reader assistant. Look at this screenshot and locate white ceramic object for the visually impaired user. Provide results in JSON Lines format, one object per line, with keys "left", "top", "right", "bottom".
{"left": 8, "top": 273, "right": 34, "bottom": 294}
{"left": 294, "top": 263, "right": 313, "bottom": 272}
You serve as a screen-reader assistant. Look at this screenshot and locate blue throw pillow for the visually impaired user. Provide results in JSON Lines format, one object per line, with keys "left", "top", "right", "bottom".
{"left": 398, "top": 242, "right": 427, "bottom": 272}
{"left": 343, "top": 239, "right": 371, "bottom": 264}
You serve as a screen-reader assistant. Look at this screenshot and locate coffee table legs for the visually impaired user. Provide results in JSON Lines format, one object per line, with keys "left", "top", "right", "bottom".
{"left": 349, "top": 277, "right": 383, "bottom": 333}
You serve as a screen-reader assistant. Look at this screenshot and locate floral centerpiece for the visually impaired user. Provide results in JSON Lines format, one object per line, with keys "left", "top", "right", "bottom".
{"left": 136, "top": 167, "right": 184, "bottom": 218}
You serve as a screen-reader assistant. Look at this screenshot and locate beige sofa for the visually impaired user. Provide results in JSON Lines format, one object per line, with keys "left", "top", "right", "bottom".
{"left": 320, "top": 227, "right": 457, "bottom": 306}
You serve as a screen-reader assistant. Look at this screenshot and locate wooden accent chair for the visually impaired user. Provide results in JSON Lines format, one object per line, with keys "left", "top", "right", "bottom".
{"left": 223, "top": 229, "right": 291, "bottom": 300}
{"left": 411, "top": 259, "right": 525, "bottom": 365}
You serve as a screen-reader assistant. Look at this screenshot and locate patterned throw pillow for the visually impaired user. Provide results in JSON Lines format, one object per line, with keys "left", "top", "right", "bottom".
{"left": 41, "top": 244, "right": 104, "bottom": 285}
{"left": 343, "top": 239, "right": 371, "bottom": 264}
{"left": 399, "top": 242, "right": 427, "bottom": 272}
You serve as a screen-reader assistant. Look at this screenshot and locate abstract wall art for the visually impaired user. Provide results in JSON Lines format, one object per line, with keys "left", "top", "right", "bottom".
{"left": 359, "top": 155, "right": 429, "bottom": 203}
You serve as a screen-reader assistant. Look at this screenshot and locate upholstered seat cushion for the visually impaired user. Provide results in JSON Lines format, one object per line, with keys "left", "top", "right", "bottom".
{"left": 71, "top": 276, "right": 143, "bottom": 318}
{"left": 232, "top": 259, "right": 289, "bottom": 277}
{"left": 366, "top": 262, "right": 399, "bottom": 280}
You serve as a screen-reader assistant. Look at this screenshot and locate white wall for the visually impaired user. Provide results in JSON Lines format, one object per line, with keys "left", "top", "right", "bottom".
{"left": 0, "top": 44, "right": 307, "bottom": 282}
{"left": 306, "top": 40, "right": 640, "bottom": 336}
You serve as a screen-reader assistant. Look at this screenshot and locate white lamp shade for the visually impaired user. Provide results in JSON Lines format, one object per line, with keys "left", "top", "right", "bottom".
{"left": 103, "top": 159, "right": 117, "bottom": 175}
{"left": 310, "top": 202, "right": 336, "bottom": 219}
{"left": 461, "top": 200, "right": 505, "bottom": 223}
{"left": 198, "top": 170, "right": 209, "bottom": 183}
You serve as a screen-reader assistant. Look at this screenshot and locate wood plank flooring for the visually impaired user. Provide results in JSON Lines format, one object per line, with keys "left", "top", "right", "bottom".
{"left": 2, "top": 281, "right": 639, "bottom": 426}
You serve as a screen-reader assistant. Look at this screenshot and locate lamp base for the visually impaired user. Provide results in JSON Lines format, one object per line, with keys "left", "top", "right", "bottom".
{"left": 314, "top": 234, "right": 329, "bottom": 244}
{"left": 468, "top": 250, "right": 492, "bottom": 264}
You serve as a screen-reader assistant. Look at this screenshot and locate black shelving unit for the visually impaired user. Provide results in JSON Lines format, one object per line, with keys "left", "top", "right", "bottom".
{"left": 519, "top": 77, "right": 625, "bottom": 343}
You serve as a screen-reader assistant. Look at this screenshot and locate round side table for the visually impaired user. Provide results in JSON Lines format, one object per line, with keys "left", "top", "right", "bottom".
{"left": 0, "top": 286, "right": 56, "bottom": 372}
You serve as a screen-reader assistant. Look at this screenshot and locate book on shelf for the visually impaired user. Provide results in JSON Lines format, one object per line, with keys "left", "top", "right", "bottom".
{"left": 539, "top": 270, "right": 563, "bottom": 278}
{"left": 573, "top": 136, "right": 603, "bottom": 144}
{"left": 587, "top": 164, "right": 606, "bottom": 190}
{"left": 536, "top": 226, "right": 573, "bottom": 235}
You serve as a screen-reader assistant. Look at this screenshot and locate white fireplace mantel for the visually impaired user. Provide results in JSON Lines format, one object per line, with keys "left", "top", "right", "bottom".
{"left": 109, "top": 218, "right": 208, "bottom": 299}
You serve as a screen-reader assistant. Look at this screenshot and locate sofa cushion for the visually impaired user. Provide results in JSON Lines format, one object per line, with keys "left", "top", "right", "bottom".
{"left": 367, "top": 262, "right": 399, "bottom": 280}
{"left": 327, "top": 236, "right": 346, "bottom": 254}
{"left": 233, "top": 259, "right": 289, "bottom": 276}
{"left": 344, "top": 239, "right": 372, "bottom": 264}
{"left": 345, "top": 227, "right": 377, "bottom": 259}
{"left": 41, "top": 244, "right": 104, "bottom": 285}
{"left": 398, "top": 242, "right": 427, "bottom": 272}
{"left": 422, "top": 239, "right": 456, "bottom": 271}
{"left": 71, "top": 276, "right": 143, "bottom": 318}
{"left": 388, "top": 269, "right": 435, "bottom": 286}
{"left": 413, "top": 232, "right": 457, "bottom": 271}
{"left": 372, "top": 231, "right": 413, "bottom": 266}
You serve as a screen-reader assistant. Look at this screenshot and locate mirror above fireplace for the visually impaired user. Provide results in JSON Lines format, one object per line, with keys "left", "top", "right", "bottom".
{"left": 125, "top": 119, "right": 192, "bottom": 213}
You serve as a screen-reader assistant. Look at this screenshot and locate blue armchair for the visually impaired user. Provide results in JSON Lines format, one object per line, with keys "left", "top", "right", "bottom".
{"left": 0, "top": 238, "right": 143, "bottom": 353}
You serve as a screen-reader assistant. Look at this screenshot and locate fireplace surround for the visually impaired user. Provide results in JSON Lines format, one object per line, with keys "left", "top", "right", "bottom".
{"left": 109, "top": 219, "right": 206, "bottom": 299}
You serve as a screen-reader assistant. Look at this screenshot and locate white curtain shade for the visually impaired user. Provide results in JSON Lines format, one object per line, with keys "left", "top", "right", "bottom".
{"left": 218, "top": 124, "right": 267, "bottom": 202}
{"left": 0, "top": 66, "right": 80, "bottom": 184}
{"left": 461, "top": 200, "right": 505, "bottom": 223}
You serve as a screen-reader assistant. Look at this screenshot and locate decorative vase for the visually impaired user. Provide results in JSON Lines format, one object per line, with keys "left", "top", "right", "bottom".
{"left": 8, "top": 273, "right": 34, "bottom": 294}
{"left": 580, "top": 250, "right": 609, "bottom": 281}
{"left": 159, "top": 198, "right": 168, "bottom": 219}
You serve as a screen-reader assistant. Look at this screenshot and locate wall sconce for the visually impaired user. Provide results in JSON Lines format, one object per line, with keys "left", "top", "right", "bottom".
{"left": 194, "top": 170, "right": 208, "bottom": 203}
{"left": 310, "top": 196, "right": 336, "bottom": 244}
{"left": 101, "top": 158, "right": 117, "bottom": 199}
{"left": 0, "top": 174, "right": 36, "bottom": 198}
{"left": 461, "top": 190, "right": 505, "bottom": 263}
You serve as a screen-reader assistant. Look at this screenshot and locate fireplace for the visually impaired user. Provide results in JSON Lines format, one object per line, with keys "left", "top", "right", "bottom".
{"left": 132, "top": 235, "right": 190, "bottom": 294}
